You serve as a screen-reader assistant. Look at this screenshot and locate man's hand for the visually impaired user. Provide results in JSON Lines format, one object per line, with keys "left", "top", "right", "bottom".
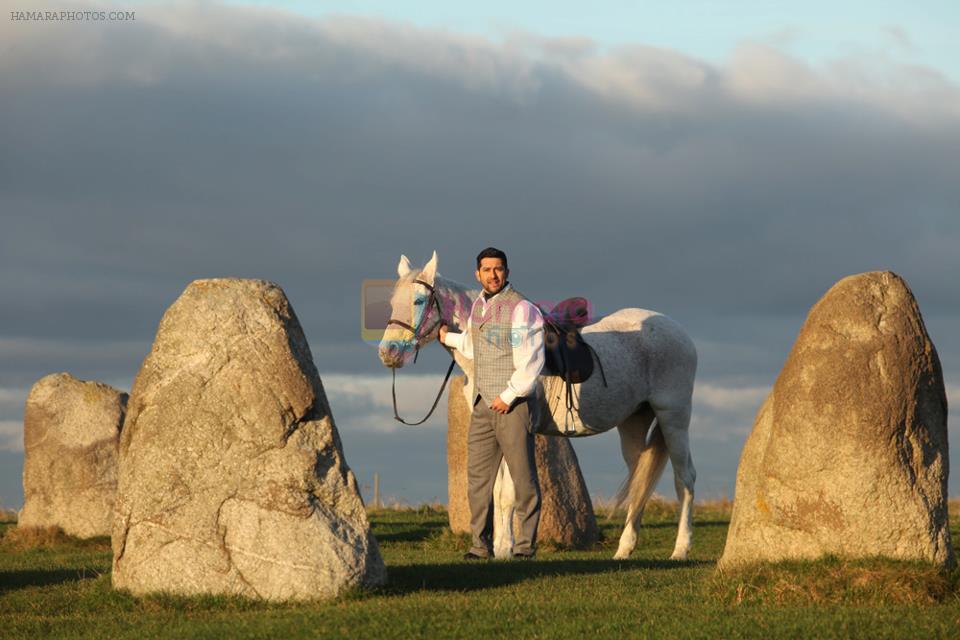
{"left": 438, "top": 324, "right": 448, "bottom": 343}
{"left": 491, "top": 397, "right": 510, "bottom": 414}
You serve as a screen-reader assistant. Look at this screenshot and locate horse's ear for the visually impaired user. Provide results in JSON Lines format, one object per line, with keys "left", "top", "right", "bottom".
{"left": 421, "top": 250, "right": 438, "bottom": 282}
{"left": 397, "top": 255, "right": 412, "bottom": 277}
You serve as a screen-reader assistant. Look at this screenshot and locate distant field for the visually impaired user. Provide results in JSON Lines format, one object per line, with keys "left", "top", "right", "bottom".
{"left": 1, "top": 501, "right": 958, "bottom": 639}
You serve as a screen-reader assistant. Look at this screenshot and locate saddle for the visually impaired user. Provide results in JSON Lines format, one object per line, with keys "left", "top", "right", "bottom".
{"left": 539, "top": 297, "right": 596, "bottom": 383}
{"left": 537, "top": 298, "right": 607, "bottom": 434}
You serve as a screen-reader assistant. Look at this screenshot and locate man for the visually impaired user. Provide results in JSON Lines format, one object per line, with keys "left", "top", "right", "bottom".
{"left": 439, "top": 247, "right": 545, "bottom": 560}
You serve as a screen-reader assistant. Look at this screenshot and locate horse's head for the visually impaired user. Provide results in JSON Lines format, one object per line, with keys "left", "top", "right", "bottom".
{"left": 378, "top": 251, "right": 441, "bottom": 368}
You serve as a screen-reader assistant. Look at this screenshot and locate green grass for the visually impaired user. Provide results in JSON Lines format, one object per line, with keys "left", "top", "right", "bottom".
{"left": 1, "top": 504, "right": 959, "bottom": 639}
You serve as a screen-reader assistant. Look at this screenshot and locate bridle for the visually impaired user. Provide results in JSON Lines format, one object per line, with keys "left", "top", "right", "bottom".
{"left": 385, "top": 279, "right": 443, "bottom": 358}
{"left": 386, "top": 278, "right": 457, "bottom": 425}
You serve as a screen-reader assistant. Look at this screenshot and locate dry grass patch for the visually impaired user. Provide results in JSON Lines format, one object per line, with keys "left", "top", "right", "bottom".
{"left": 592, "top": 494, "right": 733, "bottom": 522}
{"left": 0, "top": 525, "right": 111, "bottom": 551}
{"left": 366, "top": 500, "right": 447, "bottom": 514}
{"left": 712, "top": 556, "right": 960, "bottom": 607}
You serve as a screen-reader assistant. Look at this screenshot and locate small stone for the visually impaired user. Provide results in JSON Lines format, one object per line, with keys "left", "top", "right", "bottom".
{"left": 19, "top": 372, "right": 126, "bottom": 538}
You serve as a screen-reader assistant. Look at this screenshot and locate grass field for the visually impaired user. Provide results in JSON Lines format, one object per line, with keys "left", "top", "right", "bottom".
{"left": 1, "top": 502, "right": 958, "bottom": 639}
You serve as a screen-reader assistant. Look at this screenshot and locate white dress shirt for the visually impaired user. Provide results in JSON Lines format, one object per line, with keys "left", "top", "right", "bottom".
{"left": 441, "top": 283, "right": 545, "bottom": 405}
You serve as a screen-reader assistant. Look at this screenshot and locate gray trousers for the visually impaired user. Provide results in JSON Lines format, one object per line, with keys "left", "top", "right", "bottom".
{"left": 467, "top": 394, "right": 541, "bottom": 556}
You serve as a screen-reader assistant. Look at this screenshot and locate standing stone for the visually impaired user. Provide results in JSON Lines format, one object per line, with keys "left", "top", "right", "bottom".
{"left": 19, "top": 373, "right": 126, "bottom": 538}
{"left": 522, "top": 435, "right": 601, "bottom": 548}
{"left": 720, "top": 271, "right": 953, "bottom": 568}
{"left": 447, "top": 376, "right": 599, "bottom": 547}
{"left": 112, "top": 279, "right": 385, "bottom": 600}
{"left": 446, "top": 377, "right": 472, "bottom": 532}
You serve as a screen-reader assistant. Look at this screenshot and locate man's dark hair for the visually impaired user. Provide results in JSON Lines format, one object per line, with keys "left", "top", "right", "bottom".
{"left": 476, "top": 247, "right": 508, "bottom": 270}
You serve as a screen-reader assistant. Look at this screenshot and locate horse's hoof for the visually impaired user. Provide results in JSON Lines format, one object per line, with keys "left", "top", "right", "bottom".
{"left": 612, "top": 552, "right": 631, "bottom": 560}
{"left": 669, "top": 551, "right": 688, "bottom": 561}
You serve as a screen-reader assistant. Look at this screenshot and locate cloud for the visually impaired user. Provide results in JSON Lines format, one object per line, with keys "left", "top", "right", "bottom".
{"left": 0, "top": 337, "right": 142, "bottom": 389}
{"left": 323, "top": 373, "right": 451, "bottom": 433}
{"left": 8, "top": 6, "right": 956, "bottom": 120}
{"left": 325, "top": 372, "right": 775, "bottom": 432}
{"left": 0, "top": 389, "right": 28, "bottom": 455}
{"left": 2, "top": 3, "right": 958, "bottom": 333}
{"left": 694, "top": 382, "right": 768, "bottom": 412}
{"left": 0, "top": 422, "right": 23, "bottom": 453}
{"left": 0, "top": 387, "right": 29, "bottom": 417}
{"left": 947, "top": 385, "right": 959, "bottom": 432}
{"left": 321, "top": 371, "right": 777, "bottom": 498}
{"left": 946, "top": 384, "right": 959, "bottom": 402}
{"left": 0, "top": 337, "right": 146, "bottom": 366}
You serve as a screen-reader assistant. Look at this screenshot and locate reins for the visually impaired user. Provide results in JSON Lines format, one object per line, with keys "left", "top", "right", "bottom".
{"left": 391, "top": 360, "right": 456, "bottom": 426}
{"left": 387, "top": 278, "right": 457, "bottom": 426}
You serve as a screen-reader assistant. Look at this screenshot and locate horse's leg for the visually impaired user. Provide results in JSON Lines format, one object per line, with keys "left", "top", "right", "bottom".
{"left": 613, "top": 405, "right": 668, "bottom": 560}
{"left": 654, "top": 403, "right": 696, "bottom": 560}
{"left": 492, "top": 459, "right": 515, "bottom": 559}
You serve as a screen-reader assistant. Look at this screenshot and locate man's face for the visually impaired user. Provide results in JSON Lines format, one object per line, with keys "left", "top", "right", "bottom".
{"left": 475, "top": 257, "right": 508, "bottom": 296}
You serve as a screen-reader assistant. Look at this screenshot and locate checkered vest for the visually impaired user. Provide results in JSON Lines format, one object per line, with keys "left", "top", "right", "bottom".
{"left": 472, "top": 285, "right": 528, "bottom": 405}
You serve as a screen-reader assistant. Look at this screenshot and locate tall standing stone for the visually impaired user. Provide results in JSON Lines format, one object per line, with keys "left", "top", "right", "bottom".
{"left": 446, "top": 377, "right": 472, "bottom": 531}
{"left": 112, "top": 279, "right": 385, "bottom": 600}
{"left": 720, "top": 271, "right": 953, "bottom": 568}
{"left": 529, "top": 435, "right": 601, "bottom": 548}
{"left": 19, "top": 373, "right": 126, "bottom": 538}
{"left": 447, "top": 376, "right": 599, "bottom": 547}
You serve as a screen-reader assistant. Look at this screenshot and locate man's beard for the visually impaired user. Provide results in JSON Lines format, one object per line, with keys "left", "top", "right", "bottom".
{"left": 483, "top": 281, "right": 505, "bottom": 296}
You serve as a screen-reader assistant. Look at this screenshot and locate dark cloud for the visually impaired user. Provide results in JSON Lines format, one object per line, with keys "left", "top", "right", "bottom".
{"left": 1, "top": 4, "right": 958, "bottom": 504}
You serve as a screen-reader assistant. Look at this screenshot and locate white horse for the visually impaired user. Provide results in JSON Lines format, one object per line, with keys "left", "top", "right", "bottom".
{"left": 378, "top": 252, "right": 698, "bottom": 560}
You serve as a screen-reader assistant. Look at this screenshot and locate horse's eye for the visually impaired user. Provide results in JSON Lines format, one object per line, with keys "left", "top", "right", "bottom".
{"left": 413, "top": 299, "right": 425, "bottom": 306}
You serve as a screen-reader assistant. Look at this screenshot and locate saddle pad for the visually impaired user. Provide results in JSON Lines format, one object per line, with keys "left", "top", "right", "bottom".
{"left": 531, "top": 377, "right": 601, "bottom": 438}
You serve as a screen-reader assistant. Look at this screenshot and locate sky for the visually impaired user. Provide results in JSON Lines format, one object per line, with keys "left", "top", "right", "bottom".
{"left": 228, "top": 0, "right": 960, "bottom": 81}
{"left": 1, "top": 0, "right": 958, "bottom": 510}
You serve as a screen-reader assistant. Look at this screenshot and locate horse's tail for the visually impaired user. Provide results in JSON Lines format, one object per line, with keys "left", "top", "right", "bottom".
{"left": 615, "top": 418, "right": 669, "bottom": 520}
